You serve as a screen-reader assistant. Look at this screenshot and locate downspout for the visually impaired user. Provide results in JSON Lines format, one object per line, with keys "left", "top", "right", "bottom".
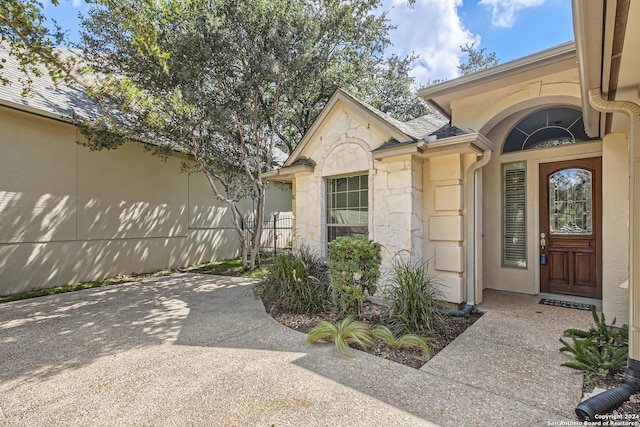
{"left": 574, "top": 89, "right": 640, "bottom": 421}
{"left": 445, "top": 148, "right": 493, "bottom": 316}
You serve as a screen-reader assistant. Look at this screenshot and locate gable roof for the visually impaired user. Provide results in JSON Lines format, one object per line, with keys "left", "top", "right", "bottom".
{"left": 284, "top": 88, "right": 459, "bottom": 167}
{"left": 0, "top": 47, "right": 292, "bottom": 167}
{"left": 0, "top": 47, "right": 100, "bottom": 122}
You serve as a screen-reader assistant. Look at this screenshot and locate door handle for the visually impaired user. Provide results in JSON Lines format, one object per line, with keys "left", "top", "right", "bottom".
{"left": 540, "top": 233, "right": 547, "bottom": 265}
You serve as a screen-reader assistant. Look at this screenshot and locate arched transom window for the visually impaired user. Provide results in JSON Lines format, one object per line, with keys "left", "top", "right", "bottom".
{"left": 503, "top": 107, "right": 594, "bottom": 153}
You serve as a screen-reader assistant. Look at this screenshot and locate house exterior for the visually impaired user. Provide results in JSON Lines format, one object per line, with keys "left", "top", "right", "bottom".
{"left": 267, "top": 0, "right": 640, "bottom": 369}
{"left": 0, "top": 51, "right": 292, "bottom": 296}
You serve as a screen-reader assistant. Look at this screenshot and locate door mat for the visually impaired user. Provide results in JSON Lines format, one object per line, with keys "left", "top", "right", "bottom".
{"left": 539, "top": 298, "right": 594, "bottom": 311}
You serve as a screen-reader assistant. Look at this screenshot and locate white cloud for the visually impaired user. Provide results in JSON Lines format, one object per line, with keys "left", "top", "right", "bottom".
{"left": 381, "top": 0, "right": 478, "bottom": 86}
{"left": 478, "top": 0, "right": 545, "bottom": 28}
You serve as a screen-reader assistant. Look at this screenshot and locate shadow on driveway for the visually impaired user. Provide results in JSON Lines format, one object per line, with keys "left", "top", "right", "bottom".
{"left": 0, "top": 274, "right": 590, "bottom": 426}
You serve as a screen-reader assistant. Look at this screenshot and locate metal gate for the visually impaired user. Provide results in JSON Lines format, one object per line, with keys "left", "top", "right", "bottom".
{"left": 244, "top": 212, "right": 293, "bottom": 256}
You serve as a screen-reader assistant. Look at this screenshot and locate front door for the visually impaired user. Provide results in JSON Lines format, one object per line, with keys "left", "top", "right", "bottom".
{"left": 539, "top": 158, "right": 602, "bottom": 298}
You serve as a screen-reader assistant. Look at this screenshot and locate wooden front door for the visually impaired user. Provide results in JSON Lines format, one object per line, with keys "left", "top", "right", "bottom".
{"left": 539, "top": 158, "right": 602, "bottom": 298}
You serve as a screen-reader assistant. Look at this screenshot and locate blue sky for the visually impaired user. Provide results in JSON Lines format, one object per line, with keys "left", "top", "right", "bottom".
{"left": 43, "top": 0, "right": 574, "bottom": 86}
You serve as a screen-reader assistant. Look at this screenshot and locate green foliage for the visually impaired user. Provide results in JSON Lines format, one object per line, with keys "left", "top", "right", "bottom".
{"left": 559, "top": 306, "right": 629, "bottom": 379}
{"left": 327, "top": 236, "right": 382, "bottom": 316}
{"left": 457, "top": 42, "right": 499, "bottom": 76}
{"left": 76, "top": 0, "right": 399, "bottom": 270}
{"left": 352, "top": 54, "right": 431, "bottom": 122}
{"left": 253, "top": 247, "right": 330, "bottom": 315}
{"left": 383, "top": 259, "right": 446, "bottom": 337}
{"left": 307, "top": 315, "right": 374, "bottom": 357}
{"left": 372, "top": 325, "right": 431, "bottom": 361}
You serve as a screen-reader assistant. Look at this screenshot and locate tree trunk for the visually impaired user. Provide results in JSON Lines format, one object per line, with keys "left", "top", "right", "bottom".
{"left": 241, "top": 244, "right": 249, "bottom": 271}
{"left": 249, "top": 182, "right": 267, "bottom": 270}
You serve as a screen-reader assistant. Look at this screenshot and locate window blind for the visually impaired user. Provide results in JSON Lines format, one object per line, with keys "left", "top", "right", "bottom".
{"left": 503, "top": 162, "right": 527, "bottom": 268}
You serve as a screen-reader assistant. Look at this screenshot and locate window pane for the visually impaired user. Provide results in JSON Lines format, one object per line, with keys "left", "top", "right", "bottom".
{"left": 360, "top": 190, "right": 368, "bottom": 207}
{"left": 327, "top": 174, "right": 368, "bottom": 242}
{"left": 348, "top": 191, "right": 359, "bottom": 208}
{"left": 348, "top": 176, "right": 359, "bottom": 191}
{"left": 336, "top": 177, "right": 348, "bottom": 192}
{"left": 549, "top": 168, "right": 592, "bottom": 234}
{"left": 503, "top": 162, "right": 527, "bottom": 268}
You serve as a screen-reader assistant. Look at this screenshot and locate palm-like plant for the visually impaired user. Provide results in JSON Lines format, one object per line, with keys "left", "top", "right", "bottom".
{"left": 307, "top": 316, "right": 374, "bottom": 356}
{"left": 372, "top": 325, "right": 431, "bottom": 361}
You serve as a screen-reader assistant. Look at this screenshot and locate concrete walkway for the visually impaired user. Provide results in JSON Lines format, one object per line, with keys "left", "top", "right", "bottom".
{"left": 0, "top": 274, "right": 593, "bottom": 426}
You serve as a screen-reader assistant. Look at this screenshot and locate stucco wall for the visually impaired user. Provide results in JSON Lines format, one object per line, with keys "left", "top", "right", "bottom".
{"left": 601, "top": 133, "right": 630, "bottom": 324}
{"left": 0, "top": 107, "right": 291, "bottom": 295}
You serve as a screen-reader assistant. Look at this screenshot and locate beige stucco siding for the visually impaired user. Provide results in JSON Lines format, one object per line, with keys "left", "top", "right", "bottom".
{"left": 77, "top": 141, "right": 189, "bottom": 240}
{"left": 451, "top": 69, "right": 582, "bottom": 133}
{"left": 601, "top": 133, "right": 630, "bottom": 324}
{"left": 0, "top": 108, "right": 78, "bottom": 243}
{"left": 0, "top": 107, "right": 291, "bottom": 295}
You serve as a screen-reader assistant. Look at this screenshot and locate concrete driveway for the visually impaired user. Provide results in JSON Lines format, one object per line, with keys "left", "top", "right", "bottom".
{"left": 0, "top": 274, "right": 591, "bottom": 426}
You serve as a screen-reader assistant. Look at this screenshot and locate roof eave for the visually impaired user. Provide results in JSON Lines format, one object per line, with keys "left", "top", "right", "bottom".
{"left": 263, "top": 164, "right": 314, "bottom": 182}
{"left": 0, "top": 98, "right": 74, "bottom": 124}
{"left": 372, "top": 142, "right": 418, "bottom": 160}
{"left": 416, "top": 133, "right": 495, "bottom": 158}
{"left": 418, "top": 42, "right": 577, "bottom": 116}
{"left": 572, "top": 0, "right": 605, "bottom": 138}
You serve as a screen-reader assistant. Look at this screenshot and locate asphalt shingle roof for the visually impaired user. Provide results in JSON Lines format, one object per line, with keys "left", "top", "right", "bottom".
{"left": 0, "top": 47, "right": 100, "bottom": 120}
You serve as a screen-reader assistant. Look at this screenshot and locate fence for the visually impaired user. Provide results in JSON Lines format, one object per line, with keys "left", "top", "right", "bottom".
{"left": 244, "top": 212, "right": 293, "bottom": 256}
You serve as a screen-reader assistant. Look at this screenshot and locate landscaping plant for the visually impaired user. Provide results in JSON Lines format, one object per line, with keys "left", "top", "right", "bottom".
{"left": 252, "top": 246, "right": 330, "bottom": 314}
{"left": 327, "top": 236, "right": 382, "bottom": 316}
{"left": 371, "top": 325, "right": 431, "bottom": 361}
{"left": 307, "top": 316, "right": 374, "bottom": 357}
{"left": 559, "top": 306, "right": 629, "bottom": 381}
{"left": 383, "top": 258, "right": 447, "bottom": 337}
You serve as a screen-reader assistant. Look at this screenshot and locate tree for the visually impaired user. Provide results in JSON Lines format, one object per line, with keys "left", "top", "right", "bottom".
{"left": 76, "top": 0, "right": 395, "bottom": 270}
{"left": 360, "top": 54, "right": 431, "bottom": 122}
{"left": 0, "top": 0, "right": 79, "bottom": 93}
{"left": 2, "top": 0, "right": 429, "bottom": 270}
{"left": 457, "top": 42, "right": 499, "bottom": 76}
{"left": 0, "top": 0, "right": 164, "bottom": 94}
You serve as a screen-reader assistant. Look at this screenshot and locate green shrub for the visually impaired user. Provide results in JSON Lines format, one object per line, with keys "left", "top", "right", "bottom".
{"left": 307, "top": 315, "right": 374, "bottom": 357}
{"left": 252, "top": 246, "right": 329, "bottom": 314}
{"left": 327, "top": 236, "right": 381, "bottom": 316}
{"left": 559, "top": 306, "right": 629, "bottom": 380}
{"left": 383, "top": 259, "right": 446, "bottom": 337}
{"left": 371, "top": 325, "right": 431, "bottom": 361}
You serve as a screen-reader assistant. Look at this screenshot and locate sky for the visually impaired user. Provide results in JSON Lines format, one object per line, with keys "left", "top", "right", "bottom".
{"left": 42, "top": 0, "right": 574, "bottom": 87}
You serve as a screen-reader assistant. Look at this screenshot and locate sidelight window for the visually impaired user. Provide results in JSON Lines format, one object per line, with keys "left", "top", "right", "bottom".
{"left": 503, "top": 162, "right": 527, "bottom": 268}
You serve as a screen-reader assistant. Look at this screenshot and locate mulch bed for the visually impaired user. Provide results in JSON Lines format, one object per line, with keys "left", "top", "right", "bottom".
{"left": 582, "top": 369, "right": 640, "bottom": 417}
{"left": 265, "top": 298, "right": 640, "bottom": 416}
{"left": 266, "top": 300, "right": 483, "bottom": 369}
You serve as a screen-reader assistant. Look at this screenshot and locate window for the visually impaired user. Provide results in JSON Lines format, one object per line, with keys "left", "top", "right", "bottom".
{"left": 503, "top": 162, "right": 527, "bottom": 268}
{"left": 327, "top": 174, "right": 368, "bottom": 242}
{"left": 549, "top": 168, "right": 592, "bottom": 235}
{"left": 503, "top": 107, "right": 595, "bottom": 153}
